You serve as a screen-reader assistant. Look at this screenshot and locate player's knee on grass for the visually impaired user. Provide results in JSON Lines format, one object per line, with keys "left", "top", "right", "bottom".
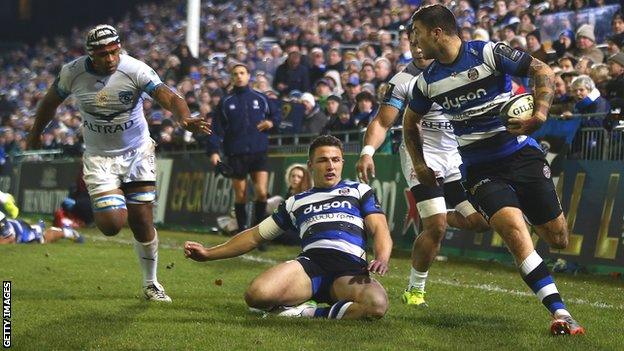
{"left": 360, "top": 290, "right": 389, "bottom": 319}
{"left": 244, "top": 282, "right": 275, "bottom": 309}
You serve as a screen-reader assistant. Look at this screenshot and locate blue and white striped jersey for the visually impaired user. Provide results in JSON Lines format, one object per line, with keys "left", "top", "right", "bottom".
{"left": 271, "top": 180, "right": 383, "bottom": 263}
{"left": 408, "top": 41, "right": 540, "bottom": 165}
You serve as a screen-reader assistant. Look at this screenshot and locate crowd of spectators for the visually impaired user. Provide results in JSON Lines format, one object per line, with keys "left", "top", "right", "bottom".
{"left": 0, "top": 0, "right": 623, "bottom": 161}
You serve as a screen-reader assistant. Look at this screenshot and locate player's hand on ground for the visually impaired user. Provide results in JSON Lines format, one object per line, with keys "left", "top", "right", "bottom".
{"left": 356, "top": 155, "right": 375, "bottom": 183}
{"left": 184, "top": 241, "right": 210, "bottom": 262}
{"left": 506, "top": 116, "right": 543, "bottom": 136}
{"left": 209, "top": 153, "right": 221, "bottom": 166}
{"left": 182, "top": 117, "right": 211, "bottom": 135}
{"left": 256, "top": 120, "right": 274, "bottom": 132}
{"left": 368, "top": 259, "right": 388, "bottom": 276}
{"left": 414, "top": 165, "right": 438, "bottom": 187}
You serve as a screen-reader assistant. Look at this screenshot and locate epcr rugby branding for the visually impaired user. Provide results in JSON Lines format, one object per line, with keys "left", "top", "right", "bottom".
{"left": 303, "top": 200, "right": 352, "bottom": 214}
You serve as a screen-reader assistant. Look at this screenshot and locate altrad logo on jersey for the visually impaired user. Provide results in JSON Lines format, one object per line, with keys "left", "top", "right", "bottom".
{"left": 83, "top": 119, "right": 134, "bottom": 134}
{"left": 442, "top": 88, "right": 487, "bottom": 110}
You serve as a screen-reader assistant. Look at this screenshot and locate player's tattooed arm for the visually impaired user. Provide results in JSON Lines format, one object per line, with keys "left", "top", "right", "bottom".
{"left": 528, "top": 58, "right": 555, "bottom": 125}
{"left": 403, "top": 108, "right": 437, "bottom": 187}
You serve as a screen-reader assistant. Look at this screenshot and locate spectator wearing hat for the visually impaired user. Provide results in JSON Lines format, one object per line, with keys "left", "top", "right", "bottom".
{"left": 314, "top": 79, "right": 333, "bottom": 111}
{"left": 343, "top": 76, "right": 361, "bottom": 112}
{"left": 273, "top": 51, "right": 311, "bottom": 96}
{"left": 300, "top": 93, "right": 328, "bottom": 134}
{"left": 606, "top": 52, "right": 624, "bottom": 103}
{"left": 322, "top": 95, "right": 355, "bottom": 136}
{"left": 309, "top": 48, "right": 327, "bottom": 87}
{"left": 606, "top": 33, "right": 624, "bottom": 56}
{"left": 352, "top": 91, "right": 378, "bottom": 129}
{"left": 553, "top": 29, "right": 576, "bottom": 59}
{"left": 526, "top": 30, "right": 549, "bottom": 63}
{"left": 323, "top": 70, "right": 344, "bottom": 96}
{"left": 574, "top": 24, "right": 604, "bottom": 64}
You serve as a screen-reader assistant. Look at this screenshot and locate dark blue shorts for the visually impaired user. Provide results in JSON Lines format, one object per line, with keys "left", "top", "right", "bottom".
{"left": 296, "top": 248, "right": 368, "bottom": 304}
{"left": 227, "top": 152, "right": 268, "bottom": 179}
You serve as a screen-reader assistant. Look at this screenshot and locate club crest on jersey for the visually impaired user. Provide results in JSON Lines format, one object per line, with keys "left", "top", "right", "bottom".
{"left": 339, "top": 188, "right": 350, "bottom": 196}
{"left": 467, "top": 68, "right": 479, "bottom": 81}
{"left": 543, "top": 165, "right": 551, "bottom": 179}
{"left": 118, "top": 91, "right": 133, "bottom": 104}
{"left": 95, "top": 90, "right": 108, "bottom": 107}
{"left": 253, "top": 100, "right": 260, "bottom": 109}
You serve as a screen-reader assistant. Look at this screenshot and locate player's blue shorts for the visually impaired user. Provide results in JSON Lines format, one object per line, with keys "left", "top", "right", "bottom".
{"left": 296, "top": 248, "right": 368, "bottom": 303}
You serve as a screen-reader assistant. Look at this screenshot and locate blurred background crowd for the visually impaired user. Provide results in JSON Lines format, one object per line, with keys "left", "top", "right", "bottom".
{"left": 0, "top": 0, "right": 622, "bottom": 161}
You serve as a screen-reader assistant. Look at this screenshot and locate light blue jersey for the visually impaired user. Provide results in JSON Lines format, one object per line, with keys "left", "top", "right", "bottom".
{"left": 408, "top": 41, "right": 540, "bottom": 165}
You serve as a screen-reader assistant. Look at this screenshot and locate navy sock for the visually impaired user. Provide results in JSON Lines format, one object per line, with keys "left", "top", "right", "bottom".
{"left": 234, "top": 203, "right": 247, "bottom": 231}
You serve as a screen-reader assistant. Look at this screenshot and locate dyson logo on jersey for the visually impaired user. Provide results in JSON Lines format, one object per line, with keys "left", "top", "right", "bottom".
{"left": 303, "top": 201, "right": 353, "bottom": 214}
{"left": 83, "top": 120, "right": 134, "bottom": 134}
{"left": 442, "top": 88, "right": 487, "bottom": 110}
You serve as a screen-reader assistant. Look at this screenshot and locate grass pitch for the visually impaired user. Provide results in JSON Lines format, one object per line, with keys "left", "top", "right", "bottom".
{"left": 1, "top": 227, "right": 622, "bottom": 350}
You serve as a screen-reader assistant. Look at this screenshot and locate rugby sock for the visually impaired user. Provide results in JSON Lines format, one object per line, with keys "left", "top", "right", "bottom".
{"left": 254, "top": 201, "right": 267, "bottom": 225}
{"left": 61, "top": 227, "right": 78, "bottom": 239}
{"left": 313, "top": 300, "right": 353, "bottom": 319}
{"left": 408, "top": 267, "right": 428, "bottom": 291}
{"left": 134, "top": 231, "right": 159, "bottom": 286}
{"left": 234, "top": 203, "right": 248, "bottom": 231}
{"left": 519, "top": 250, "right": 569, "bottom": 316}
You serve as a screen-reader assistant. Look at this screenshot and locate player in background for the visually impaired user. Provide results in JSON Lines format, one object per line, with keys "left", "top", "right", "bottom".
{"left": 356, "top": 32, "right": 488, "bottom": 307}
{"left": 185, "top": 135, "right": 392, "bottom": 320}
{"left": 27, "top": 25, "right": 210, "bottom": 302}
{"left": 404, "top": 5, "right": 583, "bottom": 335}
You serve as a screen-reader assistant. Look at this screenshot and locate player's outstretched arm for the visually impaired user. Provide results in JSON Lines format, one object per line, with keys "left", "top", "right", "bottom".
{"left": 184, "top": 225, "right": 266, "bottom": 262}
{"left": 27, "top": 88, "right": 64, "bottom": 150}
{"left": 152, "top": 85, "right": 211, "bottom": 135}
{"left": 403, "top": 108, "right": 436, "bottom": 187}
{"left": 357, "top": 105, "right": 400, "bottom": 183}
{"left": 364, "top": 213, "right": 393, "bottom": 276}
{"left": 508, "top": 58, "right": 554, "bottom": 135}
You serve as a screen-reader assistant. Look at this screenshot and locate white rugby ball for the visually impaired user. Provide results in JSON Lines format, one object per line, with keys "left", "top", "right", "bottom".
{"left": 500, "top": 93, "right": 534, "bottom": 123}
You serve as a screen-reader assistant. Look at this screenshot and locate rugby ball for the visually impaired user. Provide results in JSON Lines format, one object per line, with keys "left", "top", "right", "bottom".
{"left": 499, "top": 93, "right": 534, "bottom": 124}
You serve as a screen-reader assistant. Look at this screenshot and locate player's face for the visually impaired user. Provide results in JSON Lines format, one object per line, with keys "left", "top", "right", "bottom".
{"left": 231, "top": 66, "right": 250, "bottom": 87}
{"left": 309, "top": 146, "right": 343, "bottom": 188}
{"left": 91, "top": 46, "right": 121, "bottom": 75}
{"left": 410, "top": 21, "right": 436, "bottom": 60}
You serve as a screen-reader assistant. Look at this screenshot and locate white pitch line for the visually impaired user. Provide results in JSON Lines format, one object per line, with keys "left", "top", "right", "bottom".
{"left": 84, "top": 234, "right": 624, "bottom": 311}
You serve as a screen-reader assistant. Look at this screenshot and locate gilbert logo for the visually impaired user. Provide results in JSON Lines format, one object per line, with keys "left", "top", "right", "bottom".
{"left": 303, "top": 201, "right": 352, "bottom": 214}
{"left": 442, "top": 88, "right": 487, "bottom": 109}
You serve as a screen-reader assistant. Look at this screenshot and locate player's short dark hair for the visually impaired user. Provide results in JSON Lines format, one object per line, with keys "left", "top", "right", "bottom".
{"left": 410, "top": 4, "right": 458, "bottom": 36}
{"left": 308, "top": 135, "right": 343, "bottom": 160}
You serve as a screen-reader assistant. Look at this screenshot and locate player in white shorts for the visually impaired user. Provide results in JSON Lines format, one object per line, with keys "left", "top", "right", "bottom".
{"left": 356, "top": 37, "right": 488, "bottom": 307}
{"left": 28, "top": 24, "right": 210, "bottom": 302}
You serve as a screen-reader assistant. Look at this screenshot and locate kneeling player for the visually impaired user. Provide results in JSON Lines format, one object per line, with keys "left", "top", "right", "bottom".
{"left": 185, "top": 136, "right": 393, "bottom": 320}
